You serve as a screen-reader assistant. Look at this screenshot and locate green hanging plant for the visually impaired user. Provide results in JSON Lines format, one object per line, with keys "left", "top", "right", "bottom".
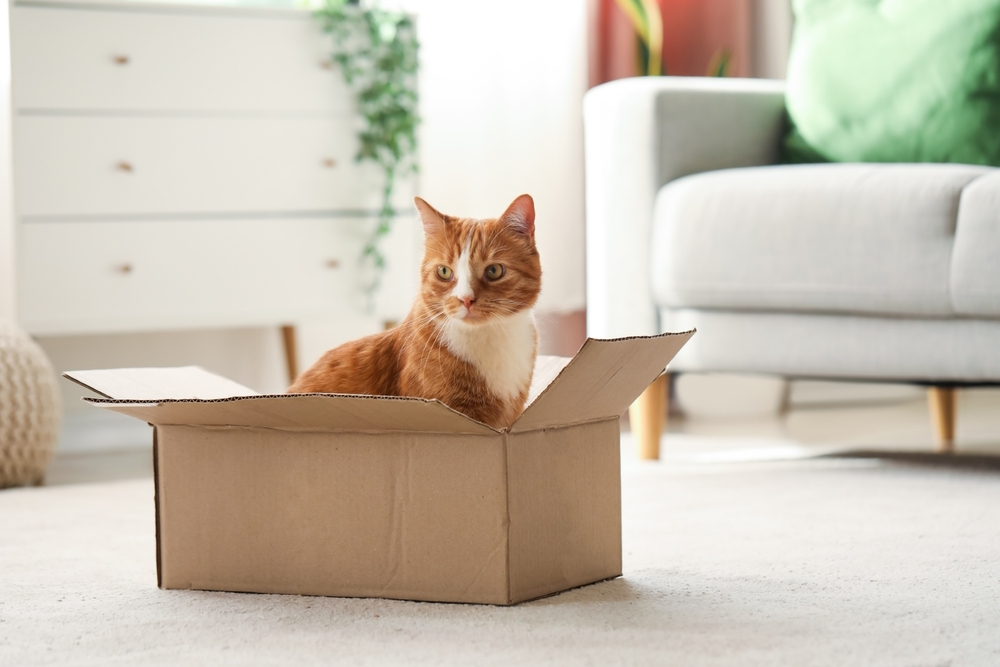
{"left": 314, "top": 0, "right": 420, "bottom": 303}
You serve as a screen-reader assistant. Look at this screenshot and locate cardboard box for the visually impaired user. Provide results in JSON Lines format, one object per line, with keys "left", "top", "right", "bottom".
{"left": 65, "top": 330, "right": 693, "bottom": 605}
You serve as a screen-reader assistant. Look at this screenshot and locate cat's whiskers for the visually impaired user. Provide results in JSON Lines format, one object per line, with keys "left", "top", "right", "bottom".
{"left": 418, "top": 316, "right": 451, "bottom": 378}
{"left": 434, "top": 325, "right": 449, "bottom": 380}
{"left": 405, "top": 308, "right": 448, "bottom": 374}
{"left": 483, "top": 299, "right": 522, "bottom": 313}
{"left": 414, "top": 330, "right": 440, "bottom": 380}
{"left": 399, "top": 318, "right": 432, "bottom": 354}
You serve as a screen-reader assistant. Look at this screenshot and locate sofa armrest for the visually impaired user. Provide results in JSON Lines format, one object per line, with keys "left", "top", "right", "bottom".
{"left": 584, "top": 77, "right": 787, "bottom": 338}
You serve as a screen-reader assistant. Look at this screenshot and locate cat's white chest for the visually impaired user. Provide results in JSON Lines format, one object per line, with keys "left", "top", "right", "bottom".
{"left": 442, "top": 311, "right": 537, "bottom": 401}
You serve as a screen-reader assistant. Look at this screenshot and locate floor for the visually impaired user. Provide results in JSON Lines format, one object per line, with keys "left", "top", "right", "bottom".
{"left": 8, "top": 409, "right": 1000, "bottom": 666}
{"left": 44, "top": 386, "right": 1000, "bottom": 486}
{"left": 655, "top": 385, "right": 1000, "bottom": 465}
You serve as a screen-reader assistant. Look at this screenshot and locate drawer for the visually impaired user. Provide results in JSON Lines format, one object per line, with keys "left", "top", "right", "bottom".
{"left": 17, "top": 219, "right": 367, "bottom": 335}
{"left": 14, "top": 116, "right": 412, "bottom": 218}
{"left": 11, "top": 3, "right": 351, "bottom": 113}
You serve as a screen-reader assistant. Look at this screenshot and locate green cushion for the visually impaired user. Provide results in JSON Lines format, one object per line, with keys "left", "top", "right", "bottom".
{"left": 783, "top": 0, "right": 1000, "bottom": 166}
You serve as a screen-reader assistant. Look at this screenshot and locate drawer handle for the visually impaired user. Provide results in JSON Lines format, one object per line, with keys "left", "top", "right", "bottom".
{"left": 117, "top": 161, "right": 134, "bottom": 173}
{"left": 116, "top": 263, "right": 133, "bottom": 275}
{"left": 322, "top": 158, "right": 337, "bottom": 169}
{"left": 112, "top": 54, "right": 130, "bottom": 66}
{"left": 325, "top": 259, "right": 341, "bottom": 269}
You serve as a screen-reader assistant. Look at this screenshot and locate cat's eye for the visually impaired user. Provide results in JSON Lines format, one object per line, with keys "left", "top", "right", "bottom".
{"left": 436, "top": 265, "right": 453, "bottom": 281}
{"left": 484, "top": 264, "right": 505, "bottom": 281}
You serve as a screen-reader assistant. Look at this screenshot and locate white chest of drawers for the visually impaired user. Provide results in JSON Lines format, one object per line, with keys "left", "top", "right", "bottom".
{"left": 10, "top": 0, "right": 413, "bottom": 338}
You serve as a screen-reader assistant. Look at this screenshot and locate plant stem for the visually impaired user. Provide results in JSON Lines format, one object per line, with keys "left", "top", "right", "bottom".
{"left": 314, "top": 0, "right": 419, "bottom": 310}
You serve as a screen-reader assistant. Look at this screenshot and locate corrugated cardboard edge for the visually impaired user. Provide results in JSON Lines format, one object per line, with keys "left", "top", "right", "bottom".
{"left": 68, "top": 331, "right": 694, "bottom": 436}
{"left": 502, "top": 431, "right": 513, "bottom": 604}
{"left": 153, "top": 427, "right": 163, "bottom": 590}
{"left": 80, "top": 392, "right": 500, "bottom": 436}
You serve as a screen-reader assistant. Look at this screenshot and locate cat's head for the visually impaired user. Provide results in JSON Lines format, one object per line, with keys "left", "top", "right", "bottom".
{"left": 414, "top": 194, "right": 542, "bottom": 325}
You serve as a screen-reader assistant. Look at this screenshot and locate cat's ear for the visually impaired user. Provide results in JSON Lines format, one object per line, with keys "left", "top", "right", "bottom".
{"left": 414, "top": 197, "right": 447, "bottom": 235}
{"left": 500, "top": 194, "right": 535, "bottom": 238}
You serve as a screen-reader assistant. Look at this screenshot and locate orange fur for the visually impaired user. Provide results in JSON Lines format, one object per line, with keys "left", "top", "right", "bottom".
{"left": 288, "top": 195, "right": 542, "bottom": 429}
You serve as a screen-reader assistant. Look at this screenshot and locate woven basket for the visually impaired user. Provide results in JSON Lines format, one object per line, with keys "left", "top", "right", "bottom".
{"left": 0, "top": 322, "right": 61, "bottom": 488}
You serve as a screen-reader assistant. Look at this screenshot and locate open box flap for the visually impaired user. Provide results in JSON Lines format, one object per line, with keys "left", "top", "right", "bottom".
{"left": 64, "top": 366, "right": 259, "bottom": 400}
{"left": 510, "top": 330, "right": 695, "bottom": 433}
{"left": 65, "top": 332, "right": 692, "bottom": 435}
{"left": 81, "top": 394, "right": 498, "bottom": 435}
{"left": 66, "top": 366, "right": 496, "bottom": 435}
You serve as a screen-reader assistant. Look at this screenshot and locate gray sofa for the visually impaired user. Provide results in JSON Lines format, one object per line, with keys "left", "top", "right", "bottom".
{"left": 583, "top": 77, "right": 1000, "bottom": 457}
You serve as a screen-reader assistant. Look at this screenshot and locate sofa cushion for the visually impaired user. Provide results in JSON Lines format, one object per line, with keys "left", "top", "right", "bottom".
{"left": 783, "top": 0, "right": 1000, "bottom": 166}
{"left": 650, "top": 163, "right": 995, "bottom": 318}
{"left": 953, "top": 171, "right": 1000, "bottom": 317}
{"left": 658, "top": 307, "right": 1000, "bottom": 382}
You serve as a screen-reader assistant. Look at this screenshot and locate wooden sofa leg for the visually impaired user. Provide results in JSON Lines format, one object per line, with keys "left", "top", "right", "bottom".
{"left": 928, "top": 386, "right": 956, "bottom": 453}
{"left": 281, "top": 325, "right": 299, "bottom": 386}
{"left": 629, "top": 374, "right": 669, "bottom": 460}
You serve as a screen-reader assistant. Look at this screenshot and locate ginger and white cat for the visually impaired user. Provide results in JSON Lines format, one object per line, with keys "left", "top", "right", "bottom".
{"left": 288, "top": 194, "right": 542, "bottom": 429}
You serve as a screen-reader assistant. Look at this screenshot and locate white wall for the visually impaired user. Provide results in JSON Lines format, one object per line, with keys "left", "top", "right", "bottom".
{"left": 0, "top": 1, "right": 15, "bottom": 322}
{"left": 390, "top": 0, "right": 589, "bottom": 314}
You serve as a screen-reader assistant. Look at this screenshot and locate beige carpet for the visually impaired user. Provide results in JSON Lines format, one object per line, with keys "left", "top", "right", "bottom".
{"left": 2, "top": 452, "right": 1000, "bottom": 666}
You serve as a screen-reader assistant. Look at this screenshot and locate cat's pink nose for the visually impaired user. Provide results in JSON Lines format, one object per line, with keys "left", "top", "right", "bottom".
{"left": 461, "top": 296, "right": 475, "bottom": 310}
